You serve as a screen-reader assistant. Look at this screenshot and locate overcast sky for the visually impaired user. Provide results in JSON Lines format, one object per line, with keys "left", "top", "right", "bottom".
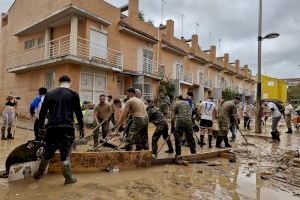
{"left": 1, "top": 0, "right": 300, "bottom": 78}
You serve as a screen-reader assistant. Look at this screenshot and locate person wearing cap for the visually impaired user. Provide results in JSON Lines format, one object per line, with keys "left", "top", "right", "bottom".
{"left": 262, "top": 100, "right": 281, "bottom": 141}
{"left": 34, "top": 75, "right": 84, "bottom": 185}
{"left": 146, "top": 99, "right": 174, "bottom": 157}
{"left": 115, "top": 88, "right": 149, "bottom": 151}
{"left": 217, "top": 97, "right": 241, "bottom": 148}
{"left": 1, "top": 92, "right": 18, "bottom": 140}
{"left": 29, "top": 87, "right": 48, "bottom": 141}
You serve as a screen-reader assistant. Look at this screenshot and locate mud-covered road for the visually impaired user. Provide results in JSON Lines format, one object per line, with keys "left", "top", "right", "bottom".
{"left": 1, "top": 119, "right": 300, "bottom": 200}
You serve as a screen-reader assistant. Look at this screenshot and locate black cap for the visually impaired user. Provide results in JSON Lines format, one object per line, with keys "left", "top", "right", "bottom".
{"left": 59, "top": 75, "right": 71, "bottom": 83}
{"left": 235, "top": 96, "right": 241, "bottom": 101}
{"left": 126, "top": 88, "right": 136, "bottom": 93}
{"left": 38, "top": 87, "right": 47, "bottom": 95}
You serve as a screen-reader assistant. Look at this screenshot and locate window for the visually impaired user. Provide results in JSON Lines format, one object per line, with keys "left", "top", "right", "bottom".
{"left": 143, "top": 49, "right": 153, "bottom": 74}
{"left": 25, "top": 39, "right": 35, "bottom": 49}
{"left": 143, "top": 84, "right": 152, "bottom": 100}
{"left": 215, "top": 74, "right": 221, "bottom": 88}
{"left": 175, "top": 58, "right": 183, "bottom": 80}
{"left": 198, "top": 69, "right": 204, "bottom": 84}
{"left": 44, "top": 72, "right": 54, "bottom": 90}
{"left": 158, "top": 65, "right": 165, "bottom": 78}
{"left": 267, "top": 81, "right": 274, "bottom": 86}
{"left": 37, "top": 37, "right": 44, "bottom": 46}
{"left": 80, "top": 73, "right": 107, "bottom": 104}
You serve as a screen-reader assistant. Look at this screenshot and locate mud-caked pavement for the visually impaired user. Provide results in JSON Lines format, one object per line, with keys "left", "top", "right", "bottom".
{"left": 0, "top": 117, "right": 300, "bottom": 200}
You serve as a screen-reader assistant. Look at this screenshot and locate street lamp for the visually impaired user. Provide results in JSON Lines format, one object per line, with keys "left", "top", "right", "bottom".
{"left": 255, "top": 0, "right": 280, "bottom": 133}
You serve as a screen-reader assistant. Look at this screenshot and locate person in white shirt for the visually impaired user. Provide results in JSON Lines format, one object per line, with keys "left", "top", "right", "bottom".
{"left": 197, "top": 97, "right": 217, "bottom": 148}
{"left": 243, "top": 101, "right": 254, "bottom": 130}
{"left": 263, "top": 100, "right": 281, "bottom": 141}
{"left": 284, "top": 102, "right": 293, "bottom": 133}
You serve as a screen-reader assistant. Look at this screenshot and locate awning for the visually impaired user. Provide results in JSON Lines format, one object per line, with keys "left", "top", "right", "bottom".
{"left": 15, "top": 5, "right": 111, "bottom": 36}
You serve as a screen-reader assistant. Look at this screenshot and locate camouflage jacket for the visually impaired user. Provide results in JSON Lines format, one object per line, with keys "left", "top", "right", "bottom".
{"left": 172, "top": 100, "right": 192, "bottom": 124}
{"left": 219, "top": 100, "right": 238, "bottom": 123}
{"left": 157, "top": 95, "right": 170, "bottom": 112}
{"left": 146, "top": 106, "right": 167, "bottom": 126}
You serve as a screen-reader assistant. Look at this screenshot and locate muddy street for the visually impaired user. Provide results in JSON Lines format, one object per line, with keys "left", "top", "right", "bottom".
{"left": 0, "top": 119, "right": 300, "bottom": 200}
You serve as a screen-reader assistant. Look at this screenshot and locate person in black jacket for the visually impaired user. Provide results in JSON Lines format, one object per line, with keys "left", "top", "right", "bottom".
{"left": 34, "top": 75, "right": 84, "bottom": 185}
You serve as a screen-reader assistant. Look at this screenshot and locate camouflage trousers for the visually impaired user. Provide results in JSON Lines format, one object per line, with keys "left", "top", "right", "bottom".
{"left": 152, "top": 122, "right": 173, "bottom": 155}
{"left": 285, "top": 114, "right": 292, "bottom": 129}
{"left": 174, "top": 119, "right": 196, "bottom": 156}
{"left": 43, "top": 127, "right": 74, "bottom": 161}
{"left": 93, "top": 119, "right": 109, "bottom": 146}
{"left": 218, "top": 120, "right": 229, "bottom": 137}
{"left": 125, "top": 117, "right": 149, "bottom": 151}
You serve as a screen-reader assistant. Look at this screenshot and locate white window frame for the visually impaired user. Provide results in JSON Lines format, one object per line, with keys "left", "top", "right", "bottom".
{"left": 142, "top": 48, "right": 153, "bottom": 74}
{"left": 25, "top": 39, "right": 35, "bottom": 50}
{"left": 80, "top": 72, "right": 107, "bottom": 104}
{"left": 44, "top": 72, "right": 55, "bottom": 90}
{"left": 143, "top": 84, "right": 152, "bottom": 100}
{"left": 175, "top": 58, "right": 183, "bottom": 80}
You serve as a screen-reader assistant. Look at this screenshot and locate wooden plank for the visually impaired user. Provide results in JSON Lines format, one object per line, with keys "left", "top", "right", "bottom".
{"left": 151, "top": 149, "right": 230, "bottom": 165}
{"left": 48, "top": 150, "right": 152, "bottom": 173}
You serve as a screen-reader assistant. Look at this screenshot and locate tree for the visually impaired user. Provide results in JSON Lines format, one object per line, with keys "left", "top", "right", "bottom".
{"left": 138, "top": 10, "right": 145, "bottom": 21}
{"left": 288, "top": 83, "right": 300, "bottom": 104}
{"left": 160, "top": 80, "right": 176, "bottom": 101}
{"left": 222, "top": 88, "right": 239, "bottom": 101}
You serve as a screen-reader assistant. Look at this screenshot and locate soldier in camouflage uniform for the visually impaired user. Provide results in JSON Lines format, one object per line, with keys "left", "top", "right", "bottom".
{"left": 146, "top": 99, "right": 174, "bottom": 157}
{"left": 217, "top": 97, "right": 241, "bottom": 148}
{"left": 171, "top": 96, "right": 196, "bottom": 157}
{"left": 157, "top": 86, "right": 171, "bottom": 117}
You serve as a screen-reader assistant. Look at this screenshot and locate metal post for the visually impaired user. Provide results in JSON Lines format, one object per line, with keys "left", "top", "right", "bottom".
{"left": 255, "top": 0, "right": 263, "bottom": 133}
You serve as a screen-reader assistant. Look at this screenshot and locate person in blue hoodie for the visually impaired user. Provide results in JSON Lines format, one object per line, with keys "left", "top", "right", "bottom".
{"left": 30, "top": 87, "right": 47, "bottom": 141}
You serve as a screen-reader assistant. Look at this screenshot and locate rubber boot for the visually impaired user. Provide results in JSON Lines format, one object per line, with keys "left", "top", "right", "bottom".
{"left": 34, "top": 157, "right": 50, "bottom": 179}
{"left": 61, "top": 160, "right": 77, "bottom": 185}
{"left": 6, "top": 127, "right": 13, "bottom": 139}
{"left": 93, "top": 134, "right": 99, "bottom": 148}
{"left": 165, "top": 139, "right": 174, "bottom": 153}
{"left": 275, "top": 131, "right": 280, "bottom": 141}
{"left": 200, "top": 135, "right": 206, "bottom": 147}
{"left": 285, "top": 128, "right": 293, "bottom": 134}
{"left": 1, "top": 126, "right": 6, "bottom": 140}
{"left": 223, "top": 136, "right": 232, "bottom": 148}
{"left": 208, "top": 135, "right": 213, "bottom": 148}
{"left": 216, "top": 136, "right": 222, "bottom": 148}
{"left": 271, "top": 132, "right": 276, "bottom": 140}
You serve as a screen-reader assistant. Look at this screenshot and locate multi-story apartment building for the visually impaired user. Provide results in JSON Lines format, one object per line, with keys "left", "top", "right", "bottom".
{"left": 0, "top": 0, "right": 255, "bottom": 115}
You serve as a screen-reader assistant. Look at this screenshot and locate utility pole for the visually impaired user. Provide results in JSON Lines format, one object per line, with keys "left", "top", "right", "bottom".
{"left": 160, "top": 0, "right": 167, "bottom": 25}
{"left": 218, "top": 38, "right": 222, "bottom": 56}
{"left": 181, "top": 14, "right": 185, "bottom": 38}
{"left": 195, "top": 23, "right": 199, "bottom": 34}
{"left": 255, "top": 0, "right": 263, "bottom": 133}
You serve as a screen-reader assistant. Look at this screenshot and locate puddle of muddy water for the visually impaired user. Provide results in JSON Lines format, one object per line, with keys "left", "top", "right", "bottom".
{"left": 1, "top": 123, "right": 300, "bottom": 200}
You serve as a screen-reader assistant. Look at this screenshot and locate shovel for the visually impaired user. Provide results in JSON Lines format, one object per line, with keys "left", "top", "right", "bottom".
{"left": 237, "top": 128, "right": 255, "bottom": 146}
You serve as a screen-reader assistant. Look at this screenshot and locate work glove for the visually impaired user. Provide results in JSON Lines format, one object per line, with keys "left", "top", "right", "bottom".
{"left": 79, "top": 127, "right": 85, "bottom": 139}
{"left": 171, "top": 126, "right": 175, "bottom": 134}
{"left": 38, "top": 128, "right": 46, "bottom": 140}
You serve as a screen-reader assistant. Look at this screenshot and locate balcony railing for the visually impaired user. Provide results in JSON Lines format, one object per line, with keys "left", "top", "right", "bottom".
{"left": 137, "top": 57, "right": 163, "bottom": 79}
{"left": 8, "top": 34, "right": 123, "bottom": 71}
{"left": 244, "top": 89, "right": 252, "bottom": 96}
{"left": 175, "top": 71, "right": 193, "bottom": 85}
{"left": 204, "top": 80, "right": 212, "bottom": 88}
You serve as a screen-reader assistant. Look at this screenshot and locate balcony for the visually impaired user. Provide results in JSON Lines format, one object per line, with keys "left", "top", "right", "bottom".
{"left": 136, "top": 57, "right": 164, "bottom": 80}
{"left": 244, "top": 89, "right": 252, "bottom": 96}
{"left": 174, "top": 71, "right": 193, "bottom": 85}
{"left": 204, "top": 80, "right": 213, "bottom": 89}
{"left": 7, "top": 34, "right": 123, "bottom": 73}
